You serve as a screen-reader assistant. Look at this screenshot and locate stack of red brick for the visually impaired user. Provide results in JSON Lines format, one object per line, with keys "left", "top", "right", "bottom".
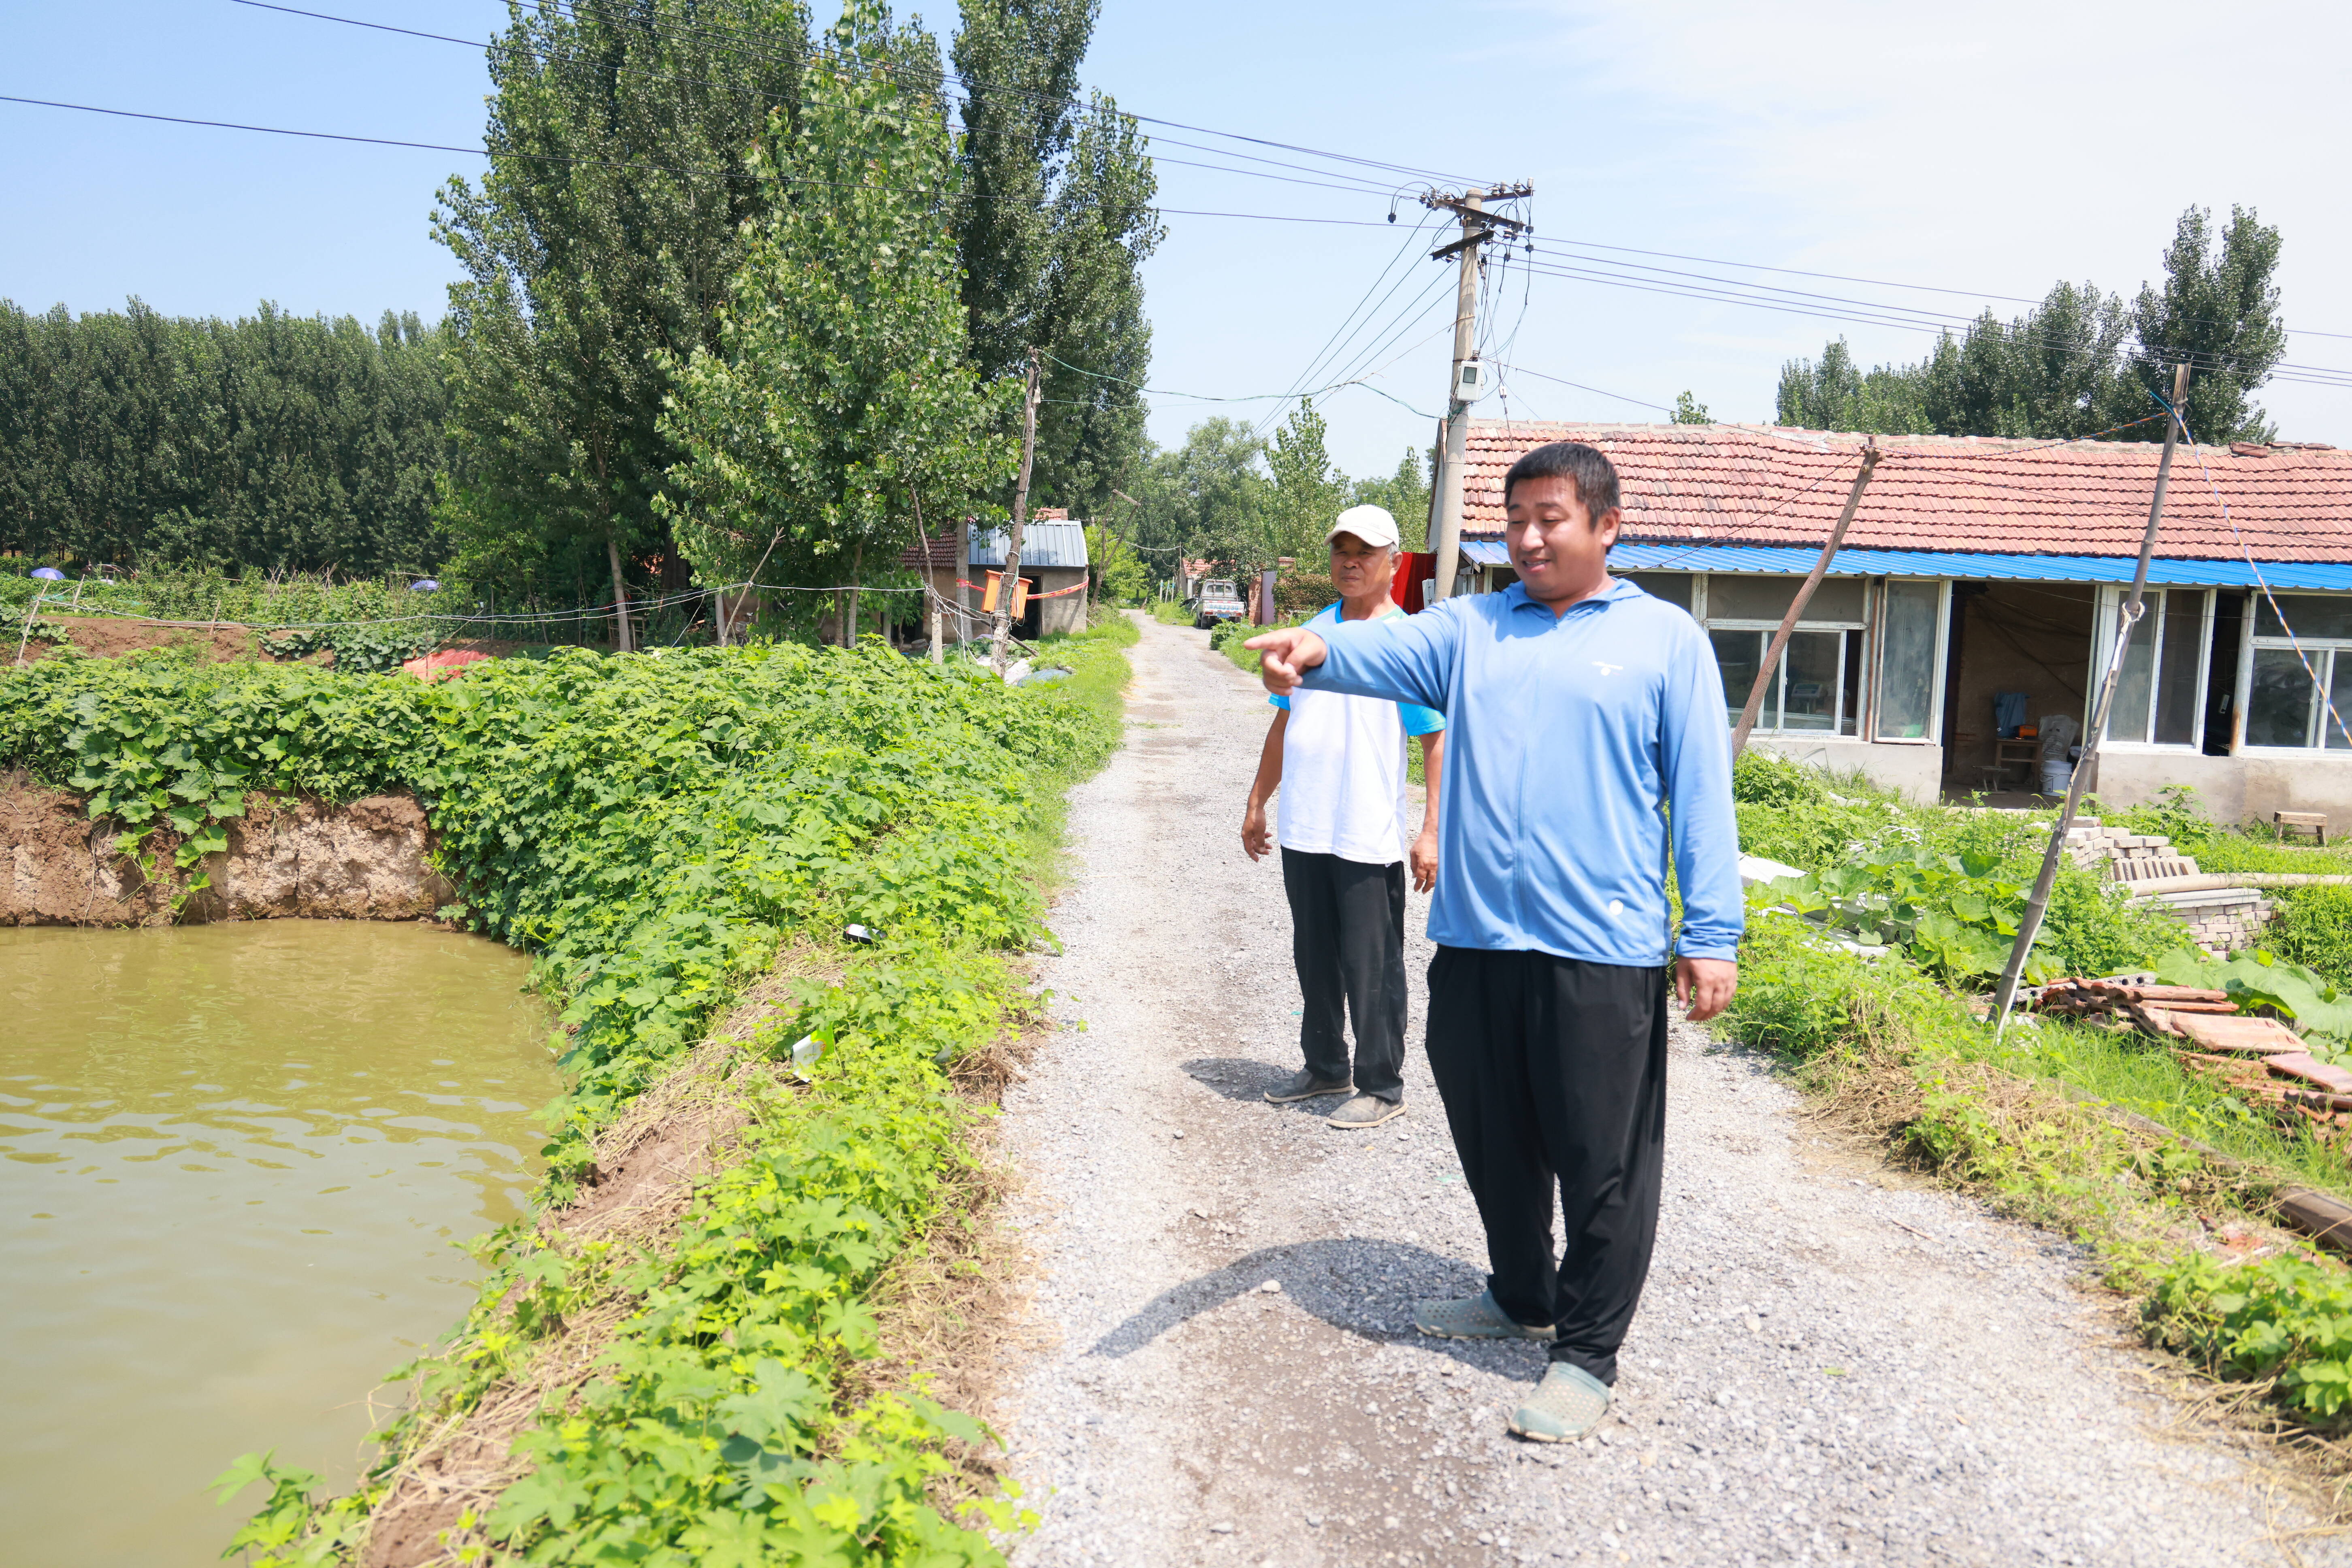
{"left": 2032, "top": 978, "right": 2352, "bottom": 1135}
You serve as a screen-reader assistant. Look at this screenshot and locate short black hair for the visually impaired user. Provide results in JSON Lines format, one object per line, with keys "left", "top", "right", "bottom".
{"left": 1502, "top": 441, "right": 1621, "bottom": 520}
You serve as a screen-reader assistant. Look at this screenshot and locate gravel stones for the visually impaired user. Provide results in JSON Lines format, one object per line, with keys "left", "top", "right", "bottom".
{"left": 997, "top": 614, "right": 2340, "bottom": 1567}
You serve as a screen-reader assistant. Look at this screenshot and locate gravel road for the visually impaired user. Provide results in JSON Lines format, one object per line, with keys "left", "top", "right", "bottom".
{"left": 997, "top": 611, "right": 2339, "bottom": 1567}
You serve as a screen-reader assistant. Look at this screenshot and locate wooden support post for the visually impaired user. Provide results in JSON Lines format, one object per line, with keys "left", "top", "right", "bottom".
{"left": 1993, "top": 363, "right": 2194, "bottom": 1026}
{"left": 1730, "top": 442, "right": 1881, "bottom": 758}
{"left": 991, "top": 350, "right": 1042, "bottom": 677}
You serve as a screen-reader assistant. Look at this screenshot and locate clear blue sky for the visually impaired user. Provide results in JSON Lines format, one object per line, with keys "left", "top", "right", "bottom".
{"left": 8, "top": 0, "right": 2348, "bottom": 481}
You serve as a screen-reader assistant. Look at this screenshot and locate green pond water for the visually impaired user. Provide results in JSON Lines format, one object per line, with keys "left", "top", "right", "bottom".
{"left": 0, "top": 920, "right": 562, "bottom": 1567}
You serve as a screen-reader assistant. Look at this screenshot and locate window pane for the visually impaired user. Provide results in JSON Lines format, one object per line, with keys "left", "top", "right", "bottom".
{"left": 2255, "top": 593, "right": 2352, "bottom": 641}
{"left": 2112, "top": 594, "right": 2157, "bottom": 744}
{"left": 2329, "top": 653, "right": 2352, "bottom": 750}
{"left": 2247, "top": 647, "right": 2318, "bottom": 747}
{"left": 1712, "top": 629, "right": 1768, "bottom": 728}
{"left": 2154, "top": 589, "right": 2205, "bottom": 745}
{"left": 1706, "top": 574, "right": 1867, "bottom": 625}
{"left": 1624, "top": 571, "right": 1694, "bottom": 613}
{"left": 1875, "top": 581, "right": 1941, "bottom": 740}
{"left": 1782, "top": 632, "right": 1841, "bottom": 731}
{"left": 1841, "top": 627, "right": 1864, "bottom": 737}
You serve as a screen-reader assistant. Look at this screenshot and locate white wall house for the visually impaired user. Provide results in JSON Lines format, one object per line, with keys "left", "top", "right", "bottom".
{"left": 1454, "top": 422, "right": 2352, "bottom": 826}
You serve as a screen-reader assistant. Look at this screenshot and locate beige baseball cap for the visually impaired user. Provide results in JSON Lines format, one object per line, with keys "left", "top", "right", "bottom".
{"left": 1327, "top": 504, "right": 1400, "bottom": 550}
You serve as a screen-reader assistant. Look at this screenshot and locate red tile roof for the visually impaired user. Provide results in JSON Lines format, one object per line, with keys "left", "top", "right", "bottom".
{"left": 1460, "top": 422, "right": 2352, "bottom": 564}
{"left": 899, "top": 530, "right": 958, "bottom": 570}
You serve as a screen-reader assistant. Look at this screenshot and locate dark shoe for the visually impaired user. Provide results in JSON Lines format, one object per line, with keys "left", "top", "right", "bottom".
{"left": 1326, "top": 1093, "right": 1405, "bottom": 1130}
{"left": 1265, "top": 1069, "right": 1352, "bottom": 1104}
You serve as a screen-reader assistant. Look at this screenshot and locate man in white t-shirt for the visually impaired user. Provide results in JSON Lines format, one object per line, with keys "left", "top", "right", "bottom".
{"left": 1240, "top": 505, "right": 1445, "bottom": 1130}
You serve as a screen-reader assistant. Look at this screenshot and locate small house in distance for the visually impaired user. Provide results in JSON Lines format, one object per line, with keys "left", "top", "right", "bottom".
{"left": 968, "top": 509, "right": 1089, "bottom": 638}
{"left": 1453, "top": 421, "right": 2352, "bottom": 825}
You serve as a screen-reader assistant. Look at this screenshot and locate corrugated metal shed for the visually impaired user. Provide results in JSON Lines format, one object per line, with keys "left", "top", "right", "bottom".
{"left": 1454, "top": 539, "right": 2352, "bottom": 591}
{"left": 970, "top": 522, "right": 1088, "bottom": 569}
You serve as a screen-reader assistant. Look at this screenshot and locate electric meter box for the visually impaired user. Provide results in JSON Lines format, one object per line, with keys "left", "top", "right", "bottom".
{"left": 1453, "top": 359, "right": 1492, "bottom": 402}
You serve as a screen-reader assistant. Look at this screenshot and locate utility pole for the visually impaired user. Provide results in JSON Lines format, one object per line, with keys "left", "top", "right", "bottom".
{"left": 1991, "top": 362, "right": 2194, "bottom": 1028}
{"left": 991, "top": 349, "right": 1043, "bottom": 676}
{"left": 1425, "top": 182, "right": 1532, "bottom": 604}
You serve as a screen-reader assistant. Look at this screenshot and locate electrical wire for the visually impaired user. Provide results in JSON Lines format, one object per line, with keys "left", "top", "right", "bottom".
{"left": 1528, "top": 243, "right": 2352, "bottom": 386}
{"left": 1529, "top": 232, "right": 2352, "bottom": 344}
{"left": 1247, "top": 209, "right": 1445, "bottom": 438}
{"left": 2171, "top": 396, "right": 2352, "bottom": 749}
{"left": 1516, "top": 258, "right": 2352, "bottom": 392}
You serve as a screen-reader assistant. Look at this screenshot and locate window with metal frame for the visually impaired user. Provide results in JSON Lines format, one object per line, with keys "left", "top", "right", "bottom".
{"left": 2241, "top": 592, "right": 2352, "bottom": 751}
{"left": 1873, "top": 579, "right": 1949, "bottom": 744}
{"left": 1701, "top": 574, "right": 1868, "bottom": 737}
{"left": 2102, "top": 586, "right": 2214, "bottom": 748}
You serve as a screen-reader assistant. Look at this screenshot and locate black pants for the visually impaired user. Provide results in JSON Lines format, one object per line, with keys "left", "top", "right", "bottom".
{"left": 1280, "top": 848, "right": 1407, "bottom": 1103}
{"left": 1425, "top": 946, "right": 1668, "bottom": 1385}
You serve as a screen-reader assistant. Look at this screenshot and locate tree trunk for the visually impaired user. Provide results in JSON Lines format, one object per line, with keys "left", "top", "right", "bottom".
{"left": 606, "top": 536, "right": 634, "bottom": 653}
{"left": 844, "top": 544, "right": 863, "bottom": 648}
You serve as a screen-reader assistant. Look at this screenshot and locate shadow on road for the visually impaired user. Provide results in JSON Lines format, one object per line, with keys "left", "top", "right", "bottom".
{"left": 1181, "top": 1055, "right": 1358, "bottom": 1117}
{"left": 1088, "top": 1238, "right": 1530, "bottom": 1372}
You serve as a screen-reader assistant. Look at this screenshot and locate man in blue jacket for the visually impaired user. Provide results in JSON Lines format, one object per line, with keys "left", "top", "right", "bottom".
{"left": 1247, "top": 441, "right": 1741, "bottom": 1443}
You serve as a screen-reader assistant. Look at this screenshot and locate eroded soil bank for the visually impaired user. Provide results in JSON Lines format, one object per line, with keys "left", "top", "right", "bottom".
{"left": 3, "top": 781, "right": 455, "bottom": 925}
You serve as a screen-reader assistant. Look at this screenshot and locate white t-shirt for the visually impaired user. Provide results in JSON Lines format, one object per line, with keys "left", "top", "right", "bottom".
{"left": 1271, "top": 603, "right": 1446, "bottom": 866}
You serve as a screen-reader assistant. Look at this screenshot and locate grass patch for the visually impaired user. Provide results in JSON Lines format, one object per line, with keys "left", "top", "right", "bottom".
{"left": 1148, "top": 598, "right": 1189, "bottom": 626}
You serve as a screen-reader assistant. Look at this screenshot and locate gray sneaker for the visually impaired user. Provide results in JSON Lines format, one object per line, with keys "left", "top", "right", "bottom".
{"left": 1508, "top": 1362, "right": 1611, "bottom": 1442}
{"left": 1326, "top": 1093, "right": 1405, "bottom": 1130}
{"left": 1413, "top": 1288, "right": 1555, "bottom": 1342}
{"left": 1265, "top": 1070, "right": 1352, "bottom": 1104}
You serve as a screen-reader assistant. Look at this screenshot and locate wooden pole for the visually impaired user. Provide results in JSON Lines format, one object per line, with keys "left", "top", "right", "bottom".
{"left": 605, "top": 537, "right": 634, "bottom": 653}
{"left": 1992, "top": 363, "right": 2194, "bottom": 1027}
{"left": 1429, "top": 192, "right": 1485, "bottom": 605}
{"left": 1730, "top": 443, "right": 1881, "bottom": 758}
{"left": 991, "top": 349, "right": 1042, "bottom": 676}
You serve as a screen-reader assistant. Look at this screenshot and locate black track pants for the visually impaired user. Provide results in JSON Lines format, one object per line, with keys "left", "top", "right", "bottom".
{"left": 1279, "top": 847, "right": 1407, "bottom": 1103}
{"left": 1425, "top": 946, "right": 1669, "bottom": 1384}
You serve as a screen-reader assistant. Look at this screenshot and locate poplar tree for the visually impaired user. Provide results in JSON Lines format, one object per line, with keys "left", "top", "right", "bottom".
{"left": 951, "top": 0, "right": 1162, "bottom": 521}
{"left": 432, "top": 0, "right": 808, "bottom": 643}
{"left": 657, "top": 0, "right": 1016, "bottom": 645}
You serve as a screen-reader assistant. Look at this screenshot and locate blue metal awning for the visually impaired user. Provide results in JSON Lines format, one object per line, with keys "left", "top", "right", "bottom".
{"left": 1594, "top": 542, "right": 2352, "bottom": 592}
{"left": 1459, "top": 539, "right": 1513, "bottom": 566}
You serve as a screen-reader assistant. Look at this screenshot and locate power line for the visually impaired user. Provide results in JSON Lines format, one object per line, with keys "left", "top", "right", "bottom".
{"left": 1517, "top": 258, "right": 2352, "bottom": 391}
{"left": 1530, "top": 232, "right": 2352, "bottom": 345}
{"left": 241, "top": 0, "right": 1416, "bottom": 203}
{"left": 1530, "top": 242, "right": 2352, "bottom": 383}
{"left": 517, "top": 0, "right": 1482, "bottom": 189}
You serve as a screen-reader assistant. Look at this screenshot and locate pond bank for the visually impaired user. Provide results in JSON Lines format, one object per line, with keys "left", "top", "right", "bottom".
{"left": 3, "top": 781, "right": 453, "bottom": 925}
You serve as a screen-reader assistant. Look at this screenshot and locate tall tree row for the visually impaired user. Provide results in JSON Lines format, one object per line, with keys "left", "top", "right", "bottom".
{"left": 1777, "top": 206, "right": 2287, "bottom": 443}
{"left": 952, "top": 0, "right": 1163, "bottom": 521}
{"left": 657, "top": 0, "right": 1015, "bottom": 643}
{"left": 432, "top": 0, "right": 811, "bottom": 633}
{"left": 0, "top": 299, "right": 450, "bottom": 573}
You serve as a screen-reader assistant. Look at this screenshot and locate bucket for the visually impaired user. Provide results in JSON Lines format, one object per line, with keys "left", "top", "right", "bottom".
{"left": 2040, "top": 760, "right": 2074, "bottom": 795}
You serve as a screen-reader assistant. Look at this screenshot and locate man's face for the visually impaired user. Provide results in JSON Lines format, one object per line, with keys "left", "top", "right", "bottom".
{"left": 1504, "top": 474, "right": 1620, "bottom": 601}
{"left": 1329, "top": 533, "right": 1395, "bottom": 599}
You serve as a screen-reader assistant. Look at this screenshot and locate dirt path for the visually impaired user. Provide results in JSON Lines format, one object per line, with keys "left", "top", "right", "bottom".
{"left": 998, "top": 611, "right": 2339, "bottom": 1568}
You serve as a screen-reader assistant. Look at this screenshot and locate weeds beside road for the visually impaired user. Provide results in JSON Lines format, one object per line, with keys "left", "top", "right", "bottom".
{"left": 1726, "top": 755, "right": 2352, "bottom": 1498}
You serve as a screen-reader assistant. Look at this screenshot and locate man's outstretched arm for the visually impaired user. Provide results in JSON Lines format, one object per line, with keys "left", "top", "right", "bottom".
{"left": 1248, "top": 605, "right": 1457, "bottom": 710}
